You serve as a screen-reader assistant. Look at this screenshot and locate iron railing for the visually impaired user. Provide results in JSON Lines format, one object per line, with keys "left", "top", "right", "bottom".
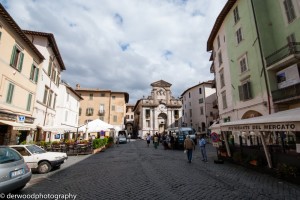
{"left": 271, "top": 82, "right": 300, "bottom": 102}
{"left": 266, "top": 42, "right": 300, "bottom": 67}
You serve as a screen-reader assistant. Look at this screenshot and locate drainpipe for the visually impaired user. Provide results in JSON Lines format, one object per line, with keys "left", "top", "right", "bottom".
{"left": 250, "top": 0, "right": 271, "bottom": 114}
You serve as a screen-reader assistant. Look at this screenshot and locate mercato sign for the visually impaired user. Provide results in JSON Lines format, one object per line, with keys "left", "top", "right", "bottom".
{"left": 226, "top": 123, "right": 296, "bottom": 132}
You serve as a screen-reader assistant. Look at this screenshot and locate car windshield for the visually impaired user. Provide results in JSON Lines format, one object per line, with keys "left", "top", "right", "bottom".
{"left": 26, "top": 145, "right": 46, "bottom": 154}
{"left": 0, "top": 147, "right": 22, "bottom": 164}
{"left": 182, "top": 130, "right": 195, "bottom": 135}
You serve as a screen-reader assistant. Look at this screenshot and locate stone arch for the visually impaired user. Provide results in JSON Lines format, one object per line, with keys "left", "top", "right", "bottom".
{"left": 241, "top": 110, "right": 263, "bottom": 119}
{"left": 158, "top": 113, "right": 168, "bottom": 133}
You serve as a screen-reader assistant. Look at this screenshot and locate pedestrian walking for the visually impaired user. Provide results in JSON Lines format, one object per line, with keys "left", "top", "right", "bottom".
{"left": 153, "top": 133, "right": 159, "bottom": 149}
{"left": 199, "top": 135, "right": 208, "bottom": 162}
{"left": 184, "top": 135, "right": 195, "bottom": 163}
{"left": 146, "top": 133, "right": 151, "bottom": 147}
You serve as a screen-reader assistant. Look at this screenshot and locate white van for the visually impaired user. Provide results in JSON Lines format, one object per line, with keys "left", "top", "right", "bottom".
{"left": 167, "top": 127, "right": 197, "bottom": 148}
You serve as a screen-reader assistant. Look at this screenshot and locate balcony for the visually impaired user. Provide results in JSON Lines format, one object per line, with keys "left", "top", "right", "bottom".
{"left": 98, "top": 110, "right": 105, "bottom": 116}
{"left": 266, "top": 42, "right": 300, "bottom": 69}
{"left": 271, "top": 82, "right": 300, "bottom": 103}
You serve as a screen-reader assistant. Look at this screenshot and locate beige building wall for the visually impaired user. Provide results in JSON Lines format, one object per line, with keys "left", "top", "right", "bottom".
{"left": 0, "top": 4, "right": 44, "bottom": 145}
{"left": 75, "top": 85, "right": 129, "bottom": 129}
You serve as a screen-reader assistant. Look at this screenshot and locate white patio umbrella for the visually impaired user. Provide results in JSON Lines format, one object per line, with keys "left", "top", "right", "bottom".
{"left": 78, "top": 119, "right": 113, "bottom": 133}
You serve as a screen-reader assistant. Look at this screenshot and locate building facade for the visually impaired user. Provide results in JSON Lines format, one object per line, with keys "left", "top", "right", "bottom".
{"left": 125, "top": 104, "right": 134, "bottom": 137}
{"left": 133, "top": 80, "right": 182, "bottom": 138}
{"left": 181, "top": 81, "right": 218, "bottom": 134}
{"left": 75, "top": 84, "right": 129, "bottom": 131}
{"left": 23, "top": 30, "right": 66, "bottom": 142}
{"left": 0, "top": 4, "right": 44, "bottom": 145}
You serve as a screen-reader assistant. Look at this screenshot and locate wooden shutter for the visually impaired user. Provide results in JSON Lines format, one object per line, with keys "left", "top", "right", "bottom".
{"left": 6, "top": 83, "right": 15, "bottom": 103}
{"left": 48, "top": 61, "right": 52, "bottom": 76}
{"left": 34, "top": 68, "right": 39, "bottom": 83}
{"left": 30, "top": 64, "right": 34, "bottom": 80}
{"left": 238, "top": 85, "right": 244, "bottom": 101}
{"left": 10, "top": 46, "right": 16, "bottom": 66}
{"left": 245, "top": 82, "right": 252, "bottom": 100}
{"left": 18, "top": 52, "right": 24, "bottom": 71}
{"left": 26, "top": 93, "right": 32, "bottom": 111}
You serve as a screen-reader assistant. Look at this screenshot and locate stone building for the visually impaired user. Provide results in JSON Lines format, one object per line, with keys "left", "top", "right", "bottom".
{"left": 133, "top": 80, "right": 182, "bottom": 138}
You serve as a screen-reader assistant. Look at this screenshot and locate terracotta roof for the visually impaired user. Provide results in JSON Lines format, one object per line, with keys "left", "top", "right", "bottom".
{"left": 23, "top": 30, "right": 66, "bottom": 70}
{"left": 207, "top": 0, "right": 237, "bottom": 51}
{"left": 0, "top": 4, "right": 44, "bottom": 61}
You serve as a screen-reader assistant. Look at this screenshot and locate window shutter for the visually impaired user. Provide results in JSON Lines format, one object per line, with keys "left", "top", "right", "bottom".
{"left": 10, "top": 46, "right": 16, "bottom": 66}
{"left": 35, "top": 68, "right": 39, "bottom": 83}
{"left": 246, "top": 82, "right": 252, "bottom": 99}
{"left": 26, "top": 93, "right": 32, "bottom": 111}
{"left": 0, "top": 32, "right": 2, "bottom": 40}
{"left": 238, "top": 85, "right": 244, "bottom": 101}
{"left": 86, "top": 108, "right": 88, "bottom": 115}
{"left": 18, "top": 52, "right": 24, "bottom": 71}
{"left": 30, "top": 64, "right": 34, "bottom": 80}
{"left": 6, "top": 83, "right": 14, "bottom": 103}
{"left": 48, "top": 61, "right": 52, "bottom": 76}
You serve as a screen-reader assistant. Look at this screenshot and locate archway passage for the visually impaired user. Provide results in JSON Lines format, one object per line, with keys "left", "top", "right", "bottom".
{"left": 158, "top": 113, "right": 167, "bottom": 133}
{"left": 241, "top": 110, "right": 262, "bottom": 119}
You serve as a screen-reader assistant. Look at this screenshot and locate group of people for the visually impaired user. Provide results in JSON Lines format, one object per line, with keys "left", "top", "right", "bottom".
{"left": 145, "top": 132, "right": 208, "bottom": 163}
{"left": 184, "top": 135, "right": 207, "bottom": 163}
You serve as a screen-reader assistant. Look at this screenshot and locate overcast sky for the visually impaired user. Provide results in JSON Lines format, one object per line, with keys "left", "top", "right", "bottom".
{"left": 1, "top": 0, "right": 227, "bottom": 104}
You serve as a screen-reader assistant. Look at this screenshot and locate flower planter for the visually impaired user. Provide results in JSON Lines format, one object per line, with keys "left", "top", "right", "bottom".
{"left": 92, "top": 146, "right": 106, "bottom": 154}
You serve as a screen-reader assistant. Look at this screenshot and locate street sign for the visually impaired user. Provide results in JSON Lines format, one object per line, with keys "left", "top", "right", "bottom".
{"left": 18, "top": 116, "right": 25, "bottom": 123}
{"left": 211, "top": 132, "right": 219, "bottom": 142}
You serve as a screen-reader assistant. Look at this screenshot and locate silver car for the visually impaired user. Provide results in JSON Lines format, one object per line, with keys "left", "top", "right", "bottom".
{"left": 0, "top": 146, "right": 32, "bottom": 193}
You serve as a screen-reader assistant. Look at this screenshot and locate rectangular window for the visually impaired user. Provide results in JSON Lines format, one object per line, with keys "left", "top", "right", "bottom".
{"left": 53, "top": 94, "right": 57, "bottom": 109}
{"left": 29, "top": 64, "right": 39, "bottom": 83}
{"left": 218, "top": 51, "right": 223, "bottom": 66}
{"left": 10, "top": 45, "right": 24, "bottom": 71}
{"left": 6, "top": 83, "right": 15, "bottom": 104}
{"left": 79, "top": 108, "right": 82, "bottom": 116}
{"left": 199, "top": 98, "right": 204, "bottom": 104}
{"left": 112, "top": 96, "right": 116, "bottom": 100}
{"left": 47, "top": 90, "right": 53, "bottom": 107}
{"left": 48, "top": 61, "right": 52, "bottom": 76}
{"left": 43, "top": 87, "right": 48, "bottom": 104}
{"left": 239, "top": 81, "right": 252, "bottom": 101}
{"left": 217, "top": 35, "right": 221, "bottom": 49}
{"left": 222, "top": 91, "right": 227, "bottom": 109}
{"left": 233, "top": 6, "right": 240, "bottom": 23}
{"left": 26, "top": 93, "right": 32, "bottom": 111}
{"left": 236, "top": 28, "right": 243, "bottom": 44}
{"left": 101, "top": 93, "right": 105, "bottom": 97}
{"left": 189, "top": 92, "right": 191, "bottom": 98}
{"left": 199, "top": 88, "right": 202, "bottom": 94}
{"left": 189, "top": 109, "right": 192, "bottom": 117}
{"left": 146, "top": 120, "right": 150, "bottom": 127}
{"left": 145, "top": 109, "right": 150, "bottom": 118}
{"left": 99, "top": 104, "right": 105, "bottom": 114}
{"left": 112, "top": 105, "right": 115, "bottom": 111}
{"left": 284, "top": 0, "right": 296, "bottom": 23}
{"left": 86, "top": 108, "right": 94, "bottom": 116}
{"left": 89, "top": 93, "right": 93, "bottom": 100}
{"left": 113, "top": 115, "right": 117, "bottom": 122}
{"left": 200, "top": 107, "right": 203, "bottom": 115}
{"left": 239, "top": 56, "right": 248, "bottom": 73}
{"left": 220, "top": 70, "right": 225, "bottom": 88}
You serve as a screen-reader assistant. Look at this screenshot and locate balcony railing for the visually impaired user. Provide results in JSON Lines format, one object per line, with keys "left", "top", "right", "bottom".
{"left": 271, "top": 82, "right": 300, "bottom": 102}
{"left": 266, "top": 42, "right": 300, "bottom": 67}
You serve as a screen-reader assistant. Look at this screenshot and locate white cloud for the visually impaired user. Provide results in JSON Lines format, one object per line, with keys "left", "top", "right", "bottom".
{"left": 1, "top": 0, "right": 227, "bottom": 104}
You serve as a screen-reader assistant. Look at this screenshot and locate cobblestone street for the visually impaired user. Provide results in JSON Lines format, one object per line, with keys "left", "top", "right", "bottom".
{"left": 20, "top": 140, "right": 300, "bottom": 200}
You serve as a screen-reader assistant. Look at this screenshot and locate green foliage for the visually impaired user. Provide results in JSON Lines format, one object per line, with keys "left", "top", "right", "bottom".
{"left": 92, "top": 138, "right": 107, "bottom": 149}
{"left": 107, "top": 136, "right": 113, "bottom": 143}
{"left": 20, "top": 140, "right": 27, "bottom": 145}
{"left": 40, "top": 141, "right": 46, "bottom": 147}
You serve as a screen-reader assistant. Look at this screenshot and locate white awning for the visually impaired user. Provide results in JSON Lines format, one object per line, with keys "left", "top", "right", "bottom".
{"left": 220, "top": 108, "right": 300, "bottom": 132}
{"left": 43, "top": 125, "right": 76, "bottom": 132}
{"left": 0, "top": 120, "right": 36, "bottom": 130}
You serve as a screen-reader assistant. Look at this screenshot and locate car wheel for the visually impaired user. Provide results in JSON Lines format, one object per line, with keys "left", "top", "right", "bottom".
{"left": 38, "top": 161, "right": 52, "bottom": 174}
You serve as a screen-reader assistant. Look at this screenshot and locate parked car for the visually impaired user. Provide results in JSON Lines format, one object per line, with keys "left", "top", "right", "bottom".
{"left": 167, "top": 127, "right": 197, "bottom": 149}
{"left": 0, "top": 146, "right": 32, "bottom": 193}
{"left": 10, "top": 144, "right": 68, "bottom": 174}
{"left": 118, "top": 135, "right": 127, "bottom": 144}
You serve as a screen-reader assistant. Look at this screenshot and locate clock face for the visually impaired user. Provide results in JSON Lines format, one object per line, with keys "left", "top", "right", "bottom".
{"left": 159, "top": 104, "right": 166, "bottom": 111}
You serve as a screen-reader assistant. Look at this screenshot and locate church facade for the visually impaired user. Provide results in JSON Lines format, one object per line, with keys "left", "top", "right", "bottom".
{"left": 133, "top": 80, "right": 182, "bottom": 138}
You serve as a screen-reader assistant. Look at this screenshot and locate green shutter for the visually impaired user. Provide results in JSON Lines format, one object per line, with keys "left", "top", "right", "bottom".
{"left": 0, "top": 32, "right": 2, "bottom": 40}
{"left": 18, "top": 52, "right": 24, "bottom": 71}
{"left": 26, "top": 93, "right": 32, "bottom": 111}
{"left": 30, "top": 64, "right": 34, "bottom": 80}
{"left": 34, "top": 68, "right": 39, "bottom": 83}
{"left": 6, "top": 83, "right": 14, "bottom": 104}
{"left": 238, "top": 85, "right": 244, "bottom": 101}
{"left": 10, "top": 46, "right": 16, "bottom": 66}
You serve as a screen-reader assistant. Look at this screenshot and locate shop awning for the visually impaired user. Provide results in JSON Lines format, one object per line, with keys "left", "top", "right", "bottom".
{"left": 0, "top": 120, "right": 36, "bottom": 130}
{"left": 42, "top": 125, "right": 77, "bottom": 132}
{"left": 220, "top": 108, "right": 300, "bottom": 132}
